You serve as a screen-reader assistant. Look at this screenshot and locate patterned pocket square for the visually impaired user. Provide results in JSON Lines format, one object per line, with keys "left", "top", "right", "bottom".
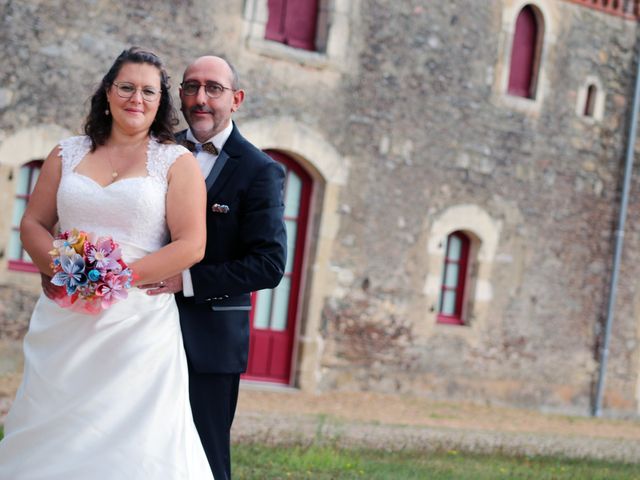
{"left": 211, "top": 203, "right": 230, "bottom": 214}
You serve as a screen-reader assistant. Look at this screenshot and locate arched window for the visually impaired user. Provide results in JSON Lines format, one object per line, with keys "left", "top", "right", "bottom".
{"left": 508, "top": 5, "right": 543, "bottom": 99}
{"left": 265, "top": 0, "right": 320, "bottom": 51}
{"left": 437, "top": 231, "right": 471, "bottom": 325}
{"left": 584, "top": 84, "right": 597, "bottom": 117}
{"left": 8, "top": 160, "right": 43, "bottom": 272}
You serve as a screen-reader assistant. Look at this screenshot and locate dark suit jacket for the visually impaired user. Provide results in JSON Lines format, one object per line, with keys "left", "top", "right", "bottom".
{"left": 175, "top": 124, "right": 287, "bottom": 374}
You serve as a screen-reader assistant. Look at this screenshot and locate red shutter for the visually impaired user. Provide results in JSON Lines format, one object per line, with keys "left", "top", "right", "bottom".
{"left": 508, "top": 6, "right": 538, "bottom": 98}
{"left": 265, "top": 0, "right": 287, "bottom": 43}
{"left": 283, "top": 0, "right": 319, "bottom": 51}
{"left": 265, "top": 0, "right": 319, "bottom": 51}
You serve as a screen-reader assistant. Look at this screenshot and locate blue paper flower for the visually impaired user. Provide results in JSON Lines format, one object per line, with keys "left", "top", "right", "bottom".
{"left": 51, "top": 253, "right": 89, "bottom": 294}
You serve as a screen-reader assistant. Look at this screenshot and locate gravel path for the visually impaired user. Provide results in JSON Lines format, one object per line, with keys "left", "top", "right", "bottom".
{"left": 2, "top": 380, "right": 639, "bottom": 463}
{"left": 233, "top": 387, "right": 640, "bottom": 463}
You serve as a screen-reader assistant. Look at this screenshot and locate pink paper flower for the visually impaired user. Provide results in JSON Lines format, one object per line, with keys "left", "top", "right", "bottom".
{"left": 85, "top": 237, "right": 123, "bottom": 272}
{"left": 95, "top": 271, "right": 130, "bottom": 309}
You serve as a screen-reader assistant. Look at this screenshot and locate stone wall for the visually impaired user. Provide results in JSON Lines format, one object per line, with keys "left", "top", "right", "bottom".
{"left": 1, "top": 0, "right": 640, "bottom": 416}
{"left": 317, "top": 0, "right": 640, "bottom": 415}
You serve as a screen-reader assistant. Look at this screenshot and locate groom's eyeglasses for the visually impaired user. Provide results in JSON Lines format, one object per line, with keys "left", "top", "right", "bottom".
{"left": 112, "top": 82, "right": 160, "bottom": 102}
{"left": 181, "top": 81, "right": 234, "bottom": 99}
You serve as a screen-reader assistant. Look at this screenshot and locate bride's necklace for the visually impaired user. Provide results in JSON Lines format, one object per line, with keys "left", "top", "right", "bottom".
{"left": 104, "top": 139, "right": 147, "bottom": 181}
{"left": 105, "top": 148, "right": 119, "bottom": 180}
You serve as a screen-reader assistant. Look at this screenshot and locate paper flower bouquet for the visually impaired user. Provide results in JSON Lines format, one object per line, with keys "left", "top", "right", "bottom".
{"left": 49, "top": 229, "right": 133, "bottom": 314}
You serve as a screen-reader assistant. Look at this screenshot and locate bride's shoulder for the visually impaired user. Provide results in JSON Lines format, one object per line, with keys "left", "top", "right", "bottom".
{"left": 57, "top": 135, "right": 91, "bottom": 168}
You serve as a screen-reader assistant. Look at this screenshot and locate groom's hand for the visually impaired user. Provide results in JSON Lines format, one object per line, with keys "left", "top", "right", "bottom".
{"left": 140, "top": 274, "right": 183, "bottom": 295}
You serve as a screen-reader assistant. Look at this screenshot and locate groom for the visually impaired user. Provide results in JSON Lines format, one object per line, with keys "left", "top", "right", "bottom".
{"left": 150, "top": 56, "right": 286, "bottom": 480}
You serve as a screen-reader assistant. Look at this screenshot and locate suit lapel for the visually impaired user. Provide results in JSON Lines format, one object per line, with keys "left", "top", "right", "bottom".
{"left": 207, "top": 155, "right": 239, "bottom": 198}
{"left": 206, "top": 123, "right": 246, "bottom": 198}
{"left": 205, "top": 150, "right": 228, "bottom": 191}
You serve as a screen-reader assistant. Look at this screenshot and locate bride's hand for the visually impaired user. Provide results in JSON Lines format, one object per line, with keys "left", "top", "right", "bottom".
{"left": 140, "top": 273, "right": 183, "bottom": 295}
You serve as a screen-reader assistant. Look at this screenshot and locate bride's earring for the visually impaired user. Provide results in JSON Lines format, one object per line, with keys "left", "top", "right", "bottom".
{"left": 105, "top": 108, "right": 110, "bottom": 116}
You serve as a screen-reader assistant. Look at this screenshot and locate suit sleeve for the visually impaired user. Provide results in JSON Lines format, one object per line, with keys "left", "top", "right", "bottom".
{"left": 190, "top": 160, "right": 287, "bottom": 302}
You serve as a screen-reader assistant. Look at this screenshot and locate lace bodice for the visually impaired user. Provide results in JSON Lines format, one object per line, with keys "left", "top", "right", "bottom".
{"left": 57, "top": 136, "right": 188, "bottom": 258}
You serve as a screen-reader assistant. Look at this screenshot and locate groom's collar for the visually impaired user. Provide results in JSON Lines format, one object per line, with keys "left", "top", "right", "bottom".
{"left": 185, "top": 122, "right": 233, "bottom": 154}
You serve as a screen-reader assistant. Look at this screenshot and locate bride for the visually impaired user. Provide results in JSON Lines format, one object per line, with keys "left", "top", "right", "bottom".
{"left": 0, "top": 47, "right": 214, "bottom": 479}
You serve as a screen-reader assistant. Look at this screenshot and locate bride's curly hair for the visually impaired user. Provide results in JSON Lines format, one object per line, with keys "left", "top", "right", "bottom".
{"left": 84, "top": 47, "right": 178, "bottom": 151}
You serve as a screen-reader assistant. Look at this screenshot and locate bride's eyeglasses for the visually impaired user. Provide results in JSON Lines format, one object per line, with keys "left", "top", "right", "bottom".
{"left": 112, "top": 81, "right": 160, "bottom": 102}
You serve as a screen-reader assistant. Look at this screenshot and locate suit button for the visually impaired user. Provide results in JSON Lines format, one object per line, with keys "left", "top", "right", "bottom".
{"left": 224, "top": 295, "right": 229, "bottom": 298}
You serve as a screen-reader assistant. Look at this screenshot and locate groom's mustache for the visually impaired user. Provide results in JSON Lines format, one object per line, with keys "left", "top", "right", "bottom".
{"left": 188, "top": 106, "right": 214, "bottom": 114}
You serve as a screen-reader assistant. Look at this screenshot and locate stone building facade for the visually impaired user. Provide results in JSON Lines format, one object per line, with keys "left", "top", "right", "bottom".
{"left": 1, "top": 0, "right": 640, "bottom": 416}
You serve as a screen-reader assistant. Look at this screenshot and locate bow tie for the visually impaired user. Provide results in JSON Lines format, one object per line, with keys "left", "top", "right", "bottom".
{"left": 181, "top": 139, "right": 219, "bottom": 156}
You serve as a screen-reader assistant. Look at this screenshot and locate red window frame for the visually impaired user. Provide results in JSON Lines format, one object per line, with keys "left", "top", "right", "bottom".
{"left": 437, "top": 231, "right": 470, "bottom": 326}
{"left": 8, "top": 160, "right": 43, "bottom": 273}
{"left": 265, "top": 0, "right": 320, "bottom": 51}
{"left": 508, "top": 5, "right": 542, "bottom": 99}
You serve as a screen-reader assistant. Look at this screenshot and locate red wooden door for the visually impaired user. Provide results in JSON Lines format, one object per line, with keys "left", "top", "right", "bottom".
{"left": 243, "top": 150, "right": 312, "bottom": 384}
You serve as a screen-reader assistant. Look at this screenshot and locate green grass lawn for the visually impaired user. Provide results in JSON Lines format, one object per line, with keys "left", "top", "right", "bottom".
{"left": 2, "top": 426, "right": 638, "bottom": 478}
{"left": 232, "top": 444, "right": 640, "bottom": 480}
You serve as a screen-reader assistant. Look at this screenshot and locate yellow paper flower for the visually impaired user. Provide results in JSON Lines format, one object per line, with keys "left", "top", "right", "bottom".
{"left": 70, "top": 230, "right": 88, "bottom": 254}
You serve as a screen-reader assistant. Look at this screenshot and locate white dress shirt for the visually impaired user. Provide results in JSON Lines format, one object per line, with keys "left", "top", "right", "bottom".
{"left": 182, "top": 122, "right": 234, "bottom": 297}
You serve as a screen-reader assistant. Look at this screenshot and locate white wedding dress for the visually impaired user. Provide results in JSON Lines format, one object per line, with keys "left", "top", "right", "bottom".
{"left": 0, "top": 136, "right": 214, "bottom": 479}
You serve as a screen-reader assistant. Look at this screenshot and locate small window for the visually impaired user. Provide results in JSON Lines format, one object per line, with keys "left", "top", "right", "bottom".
{"left": 265, "top": 0, "right": 320, "bottom": 51}
{"left": 437, "top": 231, "right": 470, "bottom": 325}
{"left": 8, "top": 160, "right": 43, "bottom": 272}
{"left": 583, "top": 84, "right": 597, "bottom": 117}
{"left": 508, "top": 5, "right": 543, "bottom": 99}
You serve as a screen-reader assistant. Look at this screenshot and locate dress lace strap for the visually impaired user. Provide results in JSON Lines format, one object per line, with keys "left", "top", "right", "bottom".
{"left": 58, "top": 136, "right": 92, "bottom": 175}
{"left": 146, "top": 139, "right": 189, "bottom": 184}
